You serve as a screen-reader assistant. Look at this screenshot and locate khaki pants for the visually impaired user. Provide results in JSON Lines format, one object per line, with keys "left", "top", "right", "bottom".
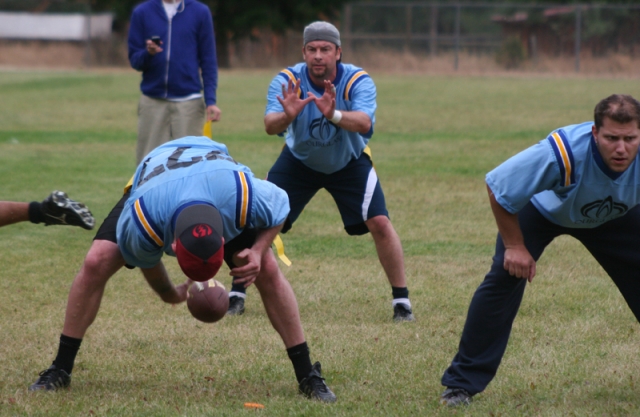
{"left": 136, "top": 95, "right": 205, "bottom": 164}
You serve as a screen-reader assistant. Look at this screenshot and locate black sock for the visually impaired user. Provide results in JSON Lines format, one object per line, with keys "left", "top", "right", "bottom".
{"left": 28, "top": 202, "right": 43, "bottom": 224}
{"left": 53, "top": 334, "right": 82, "bottom": 375}
{"left": 392, "top": 286, "right": 409, "bottom": 300}
{"left": 230, "top": 281, "right": 246, "bottom": 295}
{"left": 287, "top": 342, "right": 312, "bottom": 383}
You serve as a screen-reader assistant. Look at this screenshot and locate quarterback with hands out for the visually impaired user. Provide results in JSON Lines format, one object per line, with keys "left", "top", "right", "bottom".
{"left": 28, "top": 136, "right": 336, "bottom": 403}
{"left": 440, "top": 94, "right": 640, "bottom": 407}
{"left": 228, "top": 21, "right": 414, "bottom": 322}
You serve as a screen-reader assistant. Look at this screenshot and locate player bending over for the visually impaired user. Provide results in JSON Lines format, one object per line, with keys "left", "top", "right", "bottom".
{"left": 441, "top": 94, "right": 640, "bottom": 406}
{"left": 29, "top": 137, "right": 336, "bottom": 403}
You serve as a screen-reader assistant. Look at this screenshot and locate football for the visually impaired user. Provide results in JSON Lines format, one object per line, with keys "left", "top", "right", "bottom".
{"left": 187, "top": 279, "right": 229, "bottom": 323}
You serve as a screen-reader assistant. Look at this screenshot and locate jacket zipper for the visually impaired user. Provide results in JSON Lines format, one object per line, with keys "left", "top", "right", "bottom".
{"left": 164, "top": 16, "right": 172, "bottom": 98}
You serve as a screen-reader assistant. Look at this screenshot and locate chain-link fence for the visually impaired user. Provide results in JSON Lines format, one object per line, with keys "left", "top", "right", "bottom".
{"left": 340, "top": 2, "right": 640, "bottom": 73}
{"left": 2, "top": 1, "right": 640, "bottom": 72}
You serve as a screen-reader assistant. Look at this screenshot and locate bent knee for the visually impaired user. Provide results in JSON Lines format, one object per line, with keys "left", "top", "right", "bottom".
{"left": 365, "top": 215, "right": 392, "bottom": 234}
{"left": 254, "top": 253, "right": 284, "bottom": 288}
{"left": 81, "top": 240, "right": 124, "bottom": 277}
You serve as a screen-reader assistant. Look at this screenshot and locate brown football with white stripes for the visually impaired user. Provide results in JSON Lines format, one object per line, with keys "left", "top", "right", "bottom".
{"left": 187, "top": 279, "right": 229, "bottom": 323}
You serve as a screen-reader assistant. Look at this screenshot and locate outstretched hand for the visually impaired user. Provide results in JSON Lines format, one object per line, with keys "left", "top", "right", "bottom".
{"left": 309, "top": 79, "right": 337, "bottom": 120}
{"left": 170, "top": 279, "right": 191, "bottom": 304}
{"left": 277, "top": 78, "right": 314, "bottom": 122}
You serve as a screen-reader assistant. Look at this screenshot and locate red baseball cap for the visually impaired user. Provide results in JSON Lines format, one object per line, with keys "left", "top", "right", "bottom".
{"left": 174, "top": 204, "right": 224, "bottom": 282}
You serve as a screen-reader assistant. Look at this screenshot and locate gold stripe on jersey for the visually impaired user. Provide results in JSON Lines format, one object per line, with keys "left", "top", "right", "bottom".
{"left": 236, "top": 171, "right": 250, "bottom": 228}
{"left": 279, "top": 68, "right": 302, "bottom": 98}
{"left": 134, "top": 199, "right": 163, "bottom": 247}
{"left": 280, "top": 68, "right": 295, "bottom": 82}
{"left": 551, "top": 132, "right": 572, "bottom": 187}
{"left": 344, "top": 71, "right": 368, "bottom": 100}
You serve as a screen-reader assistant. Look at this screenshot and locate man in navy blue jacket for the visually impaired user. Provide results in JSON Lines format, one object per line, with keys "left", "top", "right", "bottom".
{"left": 128, "top": 0, "right": 222, "bottom": 164}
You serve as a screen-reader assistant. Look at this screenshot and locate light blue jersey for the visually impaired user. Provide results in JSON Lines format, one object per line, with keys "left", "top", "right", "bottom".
{"left": 486, "top": 122, "right": 640, "bottom": 228}
{"left": 265, "top": 62, "right": 376, "bottom": 174}
{"left": 116, "top": 137, "right": 290, "bottom": 268}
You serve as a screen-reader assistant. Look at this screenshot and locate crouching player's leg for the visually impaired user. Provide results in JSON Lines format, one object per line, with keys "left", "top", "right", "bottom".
{"left": 29, "top": 194, "right": 128, "bottom": 391}
{"left": 227, "top": 228, "right": 336, "bottom": 402}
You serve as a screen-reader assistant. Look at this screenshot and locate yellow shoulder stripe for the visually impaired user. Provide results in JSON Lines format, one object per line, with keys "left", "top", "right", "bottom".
{"left": 344, "top": 71, "right": 368, "bottom": 100}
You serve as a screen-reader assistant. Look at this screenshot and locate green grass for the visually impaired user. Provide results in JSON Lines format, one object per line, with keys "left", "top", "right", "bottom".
{"left": 1, "top": 69, "right": 640, "bottom": 416}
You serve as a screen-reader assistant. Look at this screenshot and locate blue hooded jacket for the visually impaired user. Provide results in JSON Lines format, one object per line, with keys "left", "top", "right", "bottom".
{"left": 128, "top": 0, "right": 218, "bottom": 106}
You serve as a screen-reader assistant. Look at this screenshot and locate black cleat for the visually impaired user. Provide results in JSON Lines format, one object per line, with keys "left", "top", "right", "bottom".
{"left": 29, "top": 365, "right": 71, "bottom": 391}
{"left": 227, "top": 296, "right": 245, "bottom": 316}
{"left": 298, "top": 362, "right": 336, "bottom": 403}
{"left": 440, "top": 388, "right": 472, "bottom": 406}
{"left": 41, "top": 191, "right": 95, "bottom": 230}
{"left": 393, "top": 303, "right": 415, "bottom": 322}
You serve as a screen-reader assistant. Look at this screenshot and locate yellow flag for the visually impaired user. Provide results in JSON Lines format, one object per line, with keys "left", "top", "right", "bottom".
{"left": 203, "top": 120, "right": 212, "bottom": 139}
{"left": 273, "top": 235, "right": 292, "bottom": 266}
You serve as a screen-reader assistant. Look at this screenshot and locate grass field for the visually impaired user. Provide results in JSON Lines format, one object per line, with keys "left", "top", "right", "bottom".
{"left": 1, "top": 69, "right": 639, "bottom": 416}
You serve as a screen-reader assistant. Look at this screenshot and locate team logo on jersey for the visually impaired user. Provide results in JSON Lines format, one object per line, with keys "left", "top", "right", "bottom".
{"left": 579, "top": 196, "right": 627, "bottom": 223}
{"left": 307, "top": 116, "right": 341, "bottom": 147}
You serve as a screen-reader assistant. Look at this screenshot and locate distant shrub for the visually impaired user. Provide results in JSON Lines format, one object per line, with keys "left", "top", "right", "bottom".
{"left": 496, "top": 36, "right": 525, "bottom": 69}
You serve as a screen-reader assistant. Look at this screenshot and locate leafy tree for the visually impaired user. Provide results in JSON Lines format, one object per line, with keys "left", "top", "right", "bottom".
{"left": 205, "top": 0, "right": 349, "bottom": 67}
{"left": 91, "top": 0, "right": 348, "bottom": 67}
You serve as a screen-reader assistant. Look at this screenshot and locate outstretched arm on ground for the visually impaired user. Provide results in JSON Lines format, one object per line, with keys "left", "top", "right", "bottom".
{"left": 141, "top": 261, "right": 190, "bottom": 304}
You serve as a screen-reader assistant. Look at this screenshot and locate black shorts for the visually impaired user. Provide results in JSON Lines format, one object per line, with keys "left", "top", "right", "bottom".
{"left": 93, "top": 193, "right": 129, "bottom": 243}
{"left": 94, "top": 192, "right": 257, "bottom": 269}
{"left": 267, "top": 146, "right": 389, "bottom": 236}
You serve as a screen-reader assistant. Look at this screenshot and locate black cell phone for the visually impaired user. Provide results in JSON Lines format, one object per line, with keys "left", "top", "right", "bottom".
{"left": 150, "top": 36, "right": 161, "bottom": 46}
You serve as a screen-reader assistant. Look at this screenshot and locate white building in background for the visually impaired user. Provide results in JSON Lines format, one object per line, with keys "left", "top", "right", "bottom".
{"left": 0, "top": 12, "right": 113, "bottom": 40}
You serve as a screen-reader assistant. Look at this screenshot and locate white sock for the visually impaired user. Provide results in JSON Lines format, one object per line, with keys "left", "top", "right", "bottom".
{"left": 392, "top": 298, "right": 411, "bottom": 308}
{"left": 229, "top": 291, "right": 247, "bottom": 299}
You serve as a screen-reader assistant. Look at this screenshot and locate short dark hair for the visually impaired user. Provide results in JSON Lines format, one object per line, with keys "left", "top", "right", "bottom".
{"left": 594, "top": 94, "right": 640, "bottom": 129}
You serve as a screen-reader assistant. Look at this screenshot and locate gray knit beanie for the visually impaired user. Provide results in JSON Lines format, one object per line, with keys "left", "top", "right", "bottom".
{"left": 303, "top": 21, "right": 341, "bottom": 47}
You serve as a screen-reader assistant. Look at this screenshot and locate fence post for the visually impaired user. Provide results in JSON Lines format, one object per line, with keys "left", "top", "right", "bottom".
{"left": 454, "top": 3, "right": 461, "bottom": 70}
{"left": 85, "top": 0, "right": 92, "bottom": 67}
{"left": 574, "top": 5, "right": 582, "bottom": 73}
{"left": 530, "top": 34, "right": 538, "bottom": 67}
{"left": 404, "top": 4, "right": 412, "bottom": 53}
{"left": 430, "top": 3, "right": 438, "bottom": 57}
{"left": 343, "top": 3, "right": 352, "bottom": 56}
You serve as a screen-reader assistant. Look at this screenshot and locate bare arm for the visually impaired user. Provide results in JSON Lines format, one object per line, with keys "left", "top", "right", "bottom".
{"left": 229, "top": 224, "right": 284, "bottom": 287}
{"left": 487, "top": 184, "right": 536, "bottom": 282}
{"left": 329, "top": 110, "right": 372, "bottom": 134}
{"left": 0, "top": 201, "right": 29, "bottom": 227}
{"left": 141, "top": 261, "right": 190, "bottom": 304}
{"left": 264, "top": 78, "right": 314, "bottom": 135}
{"left": 265, "top": 112, "right": 294, "bottom": 136}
